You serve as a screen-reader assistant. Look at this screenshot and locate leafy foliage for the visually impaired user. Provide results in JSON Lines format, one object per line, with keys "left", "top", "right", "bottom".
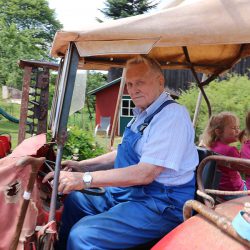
{"left": 86, "top": 71, "right": 107, "bottom": 114}
{"left": 0, "top": 22, "right": 44, "bottom": 87}
{"left": 178, "top": 74, "right": 250, "bottom": 142}
{"left": 63, "top": 127, "right": 105, "bottom": 160}
{"left": 86, "top": 71, "right": 107, "bottom": 93}
{"left": 100, "top": 0, "right": 159, "bottom": 19}
{"left": 0, "top": 0, "right": 61, "bottom": 39}
{"left": 0, "top": 0, "right": 62, "bottom": 88}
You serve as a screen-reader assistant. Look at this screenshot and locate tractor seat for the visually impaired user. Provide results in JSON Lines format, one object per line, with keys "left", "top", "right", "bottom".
{"left": 196, "top": 146, "right": 220, "bottom": 190}
{"left": 196, "top": 146, "right": 221, "bottom": 198}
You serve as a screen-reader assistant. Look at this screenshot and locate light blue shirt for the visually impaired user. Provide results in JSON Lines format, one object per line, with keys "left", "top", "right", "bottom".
{"left": 127, "top": 92, "right": 199, "bottom": 186}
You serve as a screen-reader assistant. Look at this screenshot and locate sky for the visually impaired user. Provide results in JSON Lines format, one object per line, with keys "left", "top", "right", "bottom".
{"left": 48, "top": 0, "right": 173, "bottom": 30}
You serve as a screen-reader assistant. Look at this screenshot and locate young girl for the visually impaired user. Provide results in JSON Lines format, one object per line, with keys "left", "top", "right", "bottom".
{"left": 201, "top": 111, "right": 247, "bottom": 199}
{"left": 239, "top": 111, "right": 250, "bottom": 189}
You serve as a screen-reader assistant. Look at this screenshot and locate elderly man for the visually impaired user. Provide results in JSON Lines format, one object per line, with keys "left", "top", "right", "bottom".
{"left": 44, "top": 55, "right": 199, "bottom": 249}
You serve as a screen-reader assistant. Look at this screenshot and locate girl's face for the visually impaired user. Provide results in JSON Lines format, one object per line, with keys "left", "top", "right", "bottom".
{"left": 217, "top": 118, "right": 240, "bottom": 144}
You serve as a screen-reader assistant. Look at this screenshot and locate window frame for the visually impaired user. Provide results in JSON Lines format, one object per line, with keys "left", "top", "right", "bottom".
{"left": 120, "top": 95, "right": 135, "bottom": 117}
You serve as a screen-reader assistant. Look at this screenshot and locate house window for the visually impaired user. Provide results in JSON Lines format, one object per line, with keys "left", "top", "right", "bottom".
{"left": 121, "top": 98, "right": 135, "bottom": 117}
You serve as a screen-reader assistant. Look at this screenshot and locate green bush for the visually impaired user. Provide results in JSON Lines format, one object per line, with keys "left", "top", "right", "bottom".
{"left": 178, "top": 74, "right": 250, "bottom": 143}
{"left": 63, "top": 126, "right": 105, "bottom": 160}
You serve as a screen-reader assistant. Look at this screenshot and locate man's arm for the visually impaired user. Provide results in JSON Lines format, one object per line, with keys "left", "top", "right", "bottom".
{"left": 90, "top": 162, "right": 164, "bottom": 187}
{"left": 43, "top": 162, "right": 164, "bottom": 194}
{"left": 62, "top": 150, "right": 117, "bottom": 172}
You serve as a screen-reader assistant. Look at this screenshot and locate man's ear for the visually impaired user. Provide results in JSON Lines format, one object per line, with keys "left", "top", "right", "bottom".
{"left": 158, "top": 74, "right": 165, "bottom": 87}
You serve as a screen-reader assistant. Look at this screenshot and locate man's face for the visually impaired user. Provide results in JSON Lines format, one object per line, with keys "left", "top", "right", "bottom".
{"left": 125, "top": 62, "right": 164, "bottom": 110}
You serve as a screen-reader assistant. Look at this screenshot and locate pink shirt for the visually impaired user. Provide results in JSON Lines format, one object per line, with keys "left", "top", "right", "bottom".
{"left": 210, "top": 141, "right": 244, "bottom": 191}
{"left": 241, "top": 140, "right": 250, "bottom": 159}
{"left": 241, "top": 140, "right": 250, "bottom": 190}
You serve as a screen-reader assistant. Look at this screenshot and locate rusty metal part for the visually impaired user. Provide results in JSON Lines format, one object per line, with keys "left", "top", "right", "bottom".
{"left": 56, "top": 129, "right": 68, "bottom": 146}
{"left": 38, "top": 232, "right": 56, "bottom": 250}
{"left": 37, "top": 69, "right": 50, "bottom": 134}
{"left": 197, "top": 155, "right": 250, "bottom": 207}
{"left": 27, "top": 68, "right": 50, "bottom": 135}
{"left": 18, "top": 67, "right": 32, "bottom": 144}
{"left": 196, "top": 189, "right": 215, "bottom": 208}
{"left": 183, "top": 200, "right": 250, "bottom": 248}
{"left": 19, "top": 59, "right": 59, "bottom": 71}
{"left": 37, "top": 70, "right": 50, "bottom": 89}
{"left": 10, "top": 156, "right": 45, "bottom": 250}
{"left": 36, "top": 220, "right": 57, "bottom": 250}
{"left": 205, "top": 189, "right": 250, "bottom": 196}
{"left": 18, "top": 60, "right": 59, "bottom": 142}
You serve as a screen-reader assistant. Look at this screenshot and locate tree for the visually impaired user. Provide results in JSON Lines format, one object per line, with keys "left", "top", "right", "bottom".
{"left": 178, "top": 75, "right": 250, "bottom": 143}
{"left": 86, "top": 71, "right": 107, "bottom": 94}
{"left": 99, "top": 0, "right": 159, "bottom": 82}
{"left": 0, "top": 0, "right": 62, "bottom": 88}
{"left": 100, "top": 0, "right": 159, "bottom": 19}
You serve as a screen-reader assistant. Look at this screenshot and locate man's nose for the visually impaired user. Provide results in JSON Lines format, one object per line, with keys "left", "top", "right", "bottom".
{"left": 129, "top": 84, "right": 139, "bottom": 94}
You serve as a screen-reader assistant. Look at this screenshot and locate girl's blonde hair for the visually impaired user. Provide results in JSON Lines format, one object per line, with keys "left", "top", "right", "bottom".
{"left": 201, "top": 111, "right": 239, "bottom": 147}
{"left": 239, "top": 111, "right": 250, "bottom": 143}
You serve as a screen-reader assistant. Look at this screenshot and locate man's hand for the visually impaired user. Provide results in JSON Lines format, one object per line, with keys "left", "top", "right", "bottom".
{"left": 61, "top": 160, "right": 82, "bottom": 172}
{"left": 42, "top": 171, "right": 84, "bottom": 194}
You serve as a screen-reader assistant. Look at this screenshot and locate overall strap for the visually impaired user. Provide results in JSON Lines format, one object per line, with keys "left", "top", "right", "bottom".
{"left": 137, "top": 100, "right": 176, "bottom": 134}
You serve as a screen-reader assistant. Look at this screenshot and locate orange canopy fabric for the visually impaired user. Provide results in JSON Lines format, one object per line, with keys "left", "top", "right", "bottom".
{"left": 51, "top": 0, "right": 250, "bottom": 74}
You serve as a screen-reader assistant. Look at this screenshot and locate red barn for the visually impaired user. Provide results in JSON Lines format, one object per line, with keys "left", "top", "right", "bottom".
{"left": 88, "top": 78, "right": 134, "bottom": 136}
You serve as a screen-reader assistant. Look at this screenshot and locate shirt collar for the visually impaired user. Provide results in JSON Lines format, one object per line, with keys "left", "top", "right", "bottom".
{"left": 132, "top": 91, "right": 172, "bottom": 117}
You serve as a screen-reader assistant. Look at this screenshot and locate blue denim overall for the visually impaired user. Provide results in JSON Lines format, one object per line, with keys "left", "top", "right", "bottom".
{"left": 58, "top": 100, "right": 196, "bottom": 250}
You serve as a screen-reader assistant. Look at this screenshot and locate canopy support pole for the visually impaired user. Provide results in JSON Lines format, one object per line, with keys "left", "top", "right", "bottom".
{"left": 110, "top": 69, "right": 126, "bottom": 150}
{"left": 182, "top": 46, "right": 212, "bottom": 118}
{"left": 192, "top": 74, "right": 208, "bottom": 128}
